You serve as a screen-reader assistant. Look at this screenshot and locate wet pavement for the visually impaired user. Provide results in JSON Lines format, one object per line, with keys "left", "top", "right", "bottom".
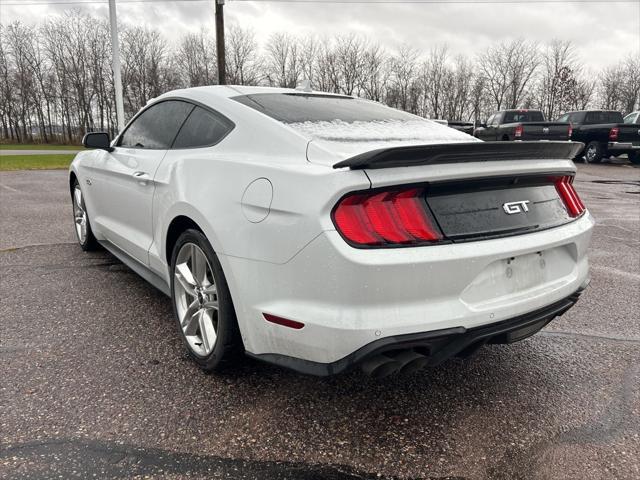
{"left": 1, "top": 161, "right": 639, "bottom": 479}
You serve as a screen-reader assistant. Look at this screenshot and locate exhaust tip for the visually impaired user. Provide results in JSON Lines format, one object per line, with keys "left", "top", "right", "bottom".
{"left": 361, "top": 354, "right": 402, "bottom": 379}
{"left": 394, "top": 350, "right": 429, "bottom": 376}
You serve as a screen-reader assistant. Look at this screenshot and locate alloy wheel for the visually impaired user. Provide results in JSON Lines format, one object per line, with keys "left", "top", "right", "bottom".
{"left": 173, "top": 242, "right": 219, "bottom": 356}
{"left": 73, "top": 186, "right": 88, "bottom": 244}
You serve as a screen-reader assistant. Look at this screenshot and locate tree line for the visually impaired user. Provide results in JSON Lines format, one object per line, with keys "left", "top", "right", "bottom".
{"left": 1, "top": 10, "right": 638, "bottom": 144}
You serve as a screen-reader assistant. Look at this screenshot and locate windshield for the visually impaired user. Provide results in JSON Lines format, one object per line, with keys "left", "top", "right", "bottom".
{"left": 502, "top": 111, "right": 545, "bottom": 123}
{"left": 232, "top": 93, "right": 419, "bottom": 123}
{"left": 623, "top": 112, "right": 638, "bottom": 124}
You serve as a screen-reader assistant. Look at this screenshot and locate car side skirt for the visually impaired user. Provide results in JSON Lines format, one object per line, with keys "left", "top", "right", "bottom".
{"left": 99, "top": 240, "right": 171, "bottom": 297}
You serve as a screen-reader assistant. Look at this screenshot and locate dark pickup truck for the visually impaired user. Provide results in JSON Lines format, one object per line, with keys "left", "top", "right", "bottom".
{"left": 556, "top": 110, "right": 640, "bottom": 164}
{"left": 474, "top": 109, "right": 571, "bottom": 142}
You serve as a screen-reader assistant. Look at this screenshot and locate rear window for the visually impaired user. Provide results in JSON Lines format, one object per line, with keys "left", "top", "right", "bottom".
{"left": 502, "top": 111, "right": 545, "bottom": 123}
{"left": 232, "top": 93, "right": 418, "bottom": 124}
{"left": 584, "top": 111, "right": 624, "bottom": 124}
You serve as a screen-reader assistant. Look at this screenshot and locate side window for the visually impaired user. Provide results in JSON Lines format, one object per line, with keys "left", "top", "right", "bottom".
{"left": 119, "top": 101, "right": 194, "bottom": 149}
{"left": 172, "top": 106, "right": 234, "bottom": 149}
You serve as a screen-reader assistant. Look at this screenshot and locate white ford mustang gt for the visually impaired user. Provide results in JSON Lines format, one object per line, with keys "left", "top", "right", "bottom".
{"left": 70, "top": 85, "right": 593, "bottom": 377}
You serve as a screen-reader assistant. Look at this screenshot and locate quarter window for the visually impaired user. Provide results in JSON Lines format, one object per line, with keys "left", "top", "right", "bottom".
{"left": 119, "top": 101, "right": 194, "bottom": 149}
{"left": 172, "top": 106, "right": 234, "bottom": 149}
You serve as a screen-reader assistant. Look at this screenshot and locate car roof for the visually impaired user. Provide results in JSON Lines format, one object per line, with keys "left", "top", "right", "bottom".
{"left": 156, "top": 85, "right": 353, "bottom": 102}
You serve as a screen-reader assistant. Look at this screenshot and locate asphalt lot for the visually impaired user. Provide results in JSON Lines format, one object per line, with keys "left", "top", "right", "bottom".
{"left": 1, "top": 161, "right": 639, "bottom": 479}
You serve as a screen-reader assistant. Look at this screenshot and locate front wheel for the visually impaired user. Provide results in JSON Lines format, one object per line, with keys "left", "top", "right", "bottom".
{"left": 628, "top": 151, "right": 639, "bottom": 165}
{"left": 170, "top": 229, "right": 243, "bottom": 371}
{"left": 584, "top": 141, "right": 603, "bottom": 164}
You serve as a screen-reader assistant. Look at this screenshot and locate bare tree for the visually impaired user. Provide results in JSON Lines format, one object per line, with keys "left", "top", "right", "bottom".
{"left": 225, "top": 25, "right": 261, "bottom": 85}
{"left": 387, "top": 44, "right": 420, "bottom": 113}
{"left": 479, "top": 39, "right": 539, "bottom": 111}
{"left": 175, "top": 29, "right": 216, "bottom": 88}
{"left": 333, "top": 34, "right": 366, "bottom": 95}
{"left": 358, "top": 42, "right": 389, "bottom": 102}
{"left": 264, "top": 33, "right": 301, "bottom": 88}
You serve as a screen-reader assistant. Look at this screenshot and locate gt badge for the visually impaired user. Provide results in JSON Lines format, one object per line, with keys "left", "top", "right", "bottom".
{"left": 503, "top": 200, "right": 530, "bottom": 214}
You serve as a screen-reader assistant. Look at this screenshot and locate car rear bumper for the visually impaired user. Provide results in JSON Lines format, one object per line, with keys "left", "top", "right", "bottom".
{"left": 224, "top": 212, "right": 594, "bottom": 370}
{"left": 246, "top": 284, "right": 587, "bottom": 376}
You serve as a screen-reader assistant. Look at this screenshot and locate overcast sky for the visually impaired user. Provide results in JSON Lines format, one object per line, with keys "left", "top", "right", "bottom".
{"left": 1, "top": 0, "right": 639, "bottom": 71}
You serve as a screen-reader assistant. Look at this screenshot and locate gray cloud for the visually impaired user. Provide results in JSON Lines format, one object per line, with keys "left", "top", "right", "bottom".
{"left": 1, "top": 0, "right": 638, "bottom": 69}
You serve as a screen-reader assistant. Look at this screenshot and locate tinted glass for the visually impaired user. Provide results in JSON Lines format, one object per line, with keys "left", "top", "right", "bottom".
{"left": 584, "top": 111, "right": 624, "bottom": 124}
{"left": 172, "top": 106, "right": 234, "bottom": 149}
{"left": 502, "top": 111, "right": 545, "bottom": 123}
{"left": 233, "top": 93, "right": 418, "bottom": 123}
{"left": 569, "top": 113, "right": 582, "bottom": 123}
{"left": 119, "top": 101, "right": 194, "bottom": 149}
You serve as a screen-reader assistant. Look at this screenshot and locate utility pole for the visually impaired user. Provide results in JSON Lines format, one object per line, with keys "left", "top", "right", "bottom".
{"left": 215, "top": 0, "right": 226, "bottom": 85}
{"left": 108, "top": 0, "right": 125, "bottom": 133}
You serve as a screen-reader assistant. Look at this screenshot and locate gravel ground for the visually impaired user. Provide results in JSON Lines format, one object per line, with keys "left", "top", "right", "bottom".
{"left": 0, "top": 160, "right": 638, "bottom": 480}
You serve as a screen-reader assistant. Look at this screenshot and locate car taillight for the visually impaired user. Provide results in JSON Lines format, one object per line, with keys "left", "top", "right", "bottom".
{"left": 568, "top": 124, "right": 573, "bottom": 138}
{"left": 514, "top": 124, "right": 523, "bottom": 138}
{"left": 554, "top": 176, "right": 586, "bottom": 217}
{"left": 609, "top": 127, "right": 619, "bottom": 141}
{"left": 333, "top": 188, "right": 443, "bottom": 247}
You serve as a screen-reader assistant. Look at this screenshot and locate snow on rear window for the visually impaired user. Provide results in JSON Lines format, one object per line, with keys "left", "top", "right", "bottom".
{"left": 287, "top": 119, "right": 473, "bottom": 143}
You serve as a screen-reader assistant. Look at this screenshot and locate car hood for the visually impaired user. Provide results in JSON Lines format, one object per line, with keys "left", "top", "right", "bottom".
{"left": 290, "top": 119, "right": 479, "bottom": 166}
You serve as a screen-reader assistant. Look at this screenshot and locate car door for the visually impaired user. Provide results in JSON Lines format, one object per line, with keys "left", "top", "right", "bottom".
{"left": 475, "top": 114, "right": 494, "bottom": 140}
{"left": 148, "top": 105, "right": 236, "bottom": 275}
{"left": 87, "top": 100, "right": 194, "bottom": 265}
{"left": 484, "top": 113, "right": 501, "bottom": 141}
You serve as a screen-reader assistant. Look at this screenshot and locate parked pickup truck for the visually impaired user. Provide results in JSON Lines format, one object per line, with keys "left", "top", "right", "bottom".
{"left": 556, "top": 110, "right": 640, "bottom": 164}
{"left": 474, "top": 109, "right": 571, "bottom": 142}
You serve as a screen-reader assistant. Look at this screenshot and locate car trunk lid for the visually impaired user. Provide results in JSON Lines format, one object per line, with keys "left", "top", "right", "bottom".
{"left": 329, "top": 142, "right": 584, "bottom": 245}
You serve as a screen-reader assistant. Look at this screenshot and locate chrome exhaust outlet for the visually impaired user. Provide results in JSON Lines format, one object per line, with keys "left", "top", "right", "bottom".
{"left": 361, "top": 354, "right": 402, "bottom": 379}
{"left": 393, "top": 350, "right": 429, "bottom": 376}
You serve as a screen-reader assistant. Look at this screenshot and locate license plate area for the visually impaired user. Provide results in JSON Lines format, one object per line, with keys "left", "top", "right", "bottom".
{"left": 460, "top": 246, "right": 576, "bottom": 308}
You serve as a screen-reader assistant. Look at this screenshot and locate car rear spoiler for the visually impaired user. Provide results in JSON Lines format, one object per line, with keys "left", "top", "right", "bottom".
{"left": 332, "top": 141, "right": 583, "bottom": 170}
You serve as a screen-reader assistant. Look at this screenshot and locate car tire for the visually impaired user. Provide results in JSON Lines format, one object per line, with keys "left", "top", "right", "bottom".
{"left": 584, "top": 141, "right": 603, "bottom": 164}
{"left": 71, "top": 178, "right": 98, "bottom": 251}
{"left": 628, "top": 151, "right": 640, "bottom": 165}
{"left": 170, "top": 229, "right": 243, "bottom": 371}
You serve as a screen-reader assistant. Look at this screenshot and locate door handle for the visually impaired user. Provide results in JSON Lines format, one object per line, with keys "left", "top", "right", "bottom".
{"left": 133, "top": 171, "right": 150, "bottom": 185}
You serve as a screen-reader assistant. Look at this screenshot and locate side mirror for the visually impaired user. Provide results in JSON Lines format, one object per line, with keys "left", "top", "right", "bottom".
{"left": 83, "top": 132, "right": 113, "bottom": 152}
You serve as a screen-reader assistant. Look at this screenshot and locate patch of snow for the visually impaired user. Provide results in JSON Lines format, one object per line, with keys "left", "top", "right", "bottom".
{"left": 288, "top": 119, "right": 479, "bottom": 160}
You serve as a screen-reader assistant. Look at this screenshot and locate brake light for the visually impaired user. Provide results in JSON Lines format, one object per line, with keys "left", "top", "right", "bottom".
{"left": 554, "top": 176, "right": 586, "bottom": 217}
{"left": 514, "top": 124, "right": 523, "bottom": 138}
{"left": 568, "top": 124, "right": 573, "bottom": 138}
{"left": 609, "top": 127, "right": 619, "bottom": 141}
{"left": 333, "top": 188, "right": 443, "bottom": 247}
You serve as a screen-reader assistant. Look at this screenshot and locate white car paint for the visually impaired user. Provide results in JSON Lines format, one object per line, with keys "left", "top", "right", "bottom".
{"left": 70, "top": 85, "right": 593, "bottom": 372}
